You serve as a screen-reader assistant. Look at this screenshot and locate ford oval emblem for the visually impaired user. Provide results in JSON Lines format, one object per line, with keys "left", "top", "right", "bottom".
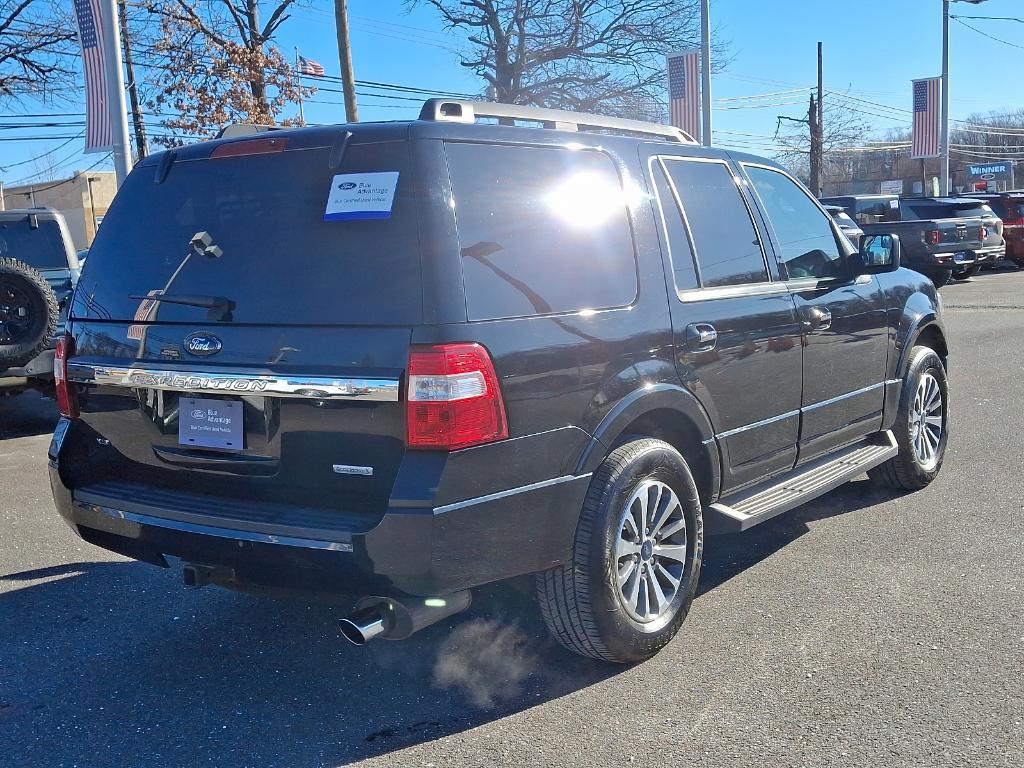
{"left": 184, "top": 332, "right": 223, "bottom": 357}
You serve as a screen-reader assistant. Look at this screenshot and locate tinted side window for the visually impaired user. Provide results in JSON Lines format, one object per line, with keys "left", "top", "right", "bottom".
{"left": 650, "top": 161, "right": 699, "bottom": 291}
{"left": 745, "top": 165, "right": 843, "bottom": 280}
{"left": 662, "top": 159, "right": 768, "bottom": 288}
{"left": 446, "top": 143, "right": 637, "bottom": 321}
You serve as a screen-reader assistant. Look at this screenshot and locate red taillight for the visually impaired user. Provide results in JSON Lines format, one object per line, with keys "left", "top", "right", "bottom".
{"left": 980, "top": 225, "right": 989, "bottom": 240}
{"left": 406, "top": 343, "right": 508, "bottom": 450}
{"left": 54, "top": 334, "right": 79, "bottom": 419}
{"left": 924, "top": 229, "right": 941, "bottom": 245}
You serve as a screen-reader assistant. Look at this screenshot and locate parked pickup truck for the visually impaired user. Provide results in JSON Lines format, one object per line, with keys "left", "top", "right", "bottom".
{"left": 821, "top": 194, "right": 987, "bottom": 286}
{"left": 957, "top": 192, "right": 1024, "bottom": 268}
{"left": 901, "top": 197, "right": 1004, "bottom": 279}
{"left": 0, "top": 208, "right": 80, "bottom": 397}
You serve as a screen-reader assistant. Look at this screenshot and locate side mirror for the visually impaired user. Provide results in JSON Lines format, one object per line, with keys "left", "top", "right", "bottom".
{"left": 858, "top": 233, "right": 901, "bottom": 274}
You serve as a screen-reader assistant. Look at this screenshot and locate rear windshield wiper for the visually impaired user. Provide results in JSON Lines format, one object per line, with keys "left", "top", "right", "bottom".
{"left": 130, "top": 293, "right": 236, "bottom": 321}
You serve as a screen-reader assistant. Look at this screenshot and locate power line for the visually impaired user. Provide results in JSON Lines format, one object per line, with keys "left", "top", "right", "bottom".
{"left": 0, "top": 134, "right": 82, "bottom": 172}
{"left": 950, "top": 14, "right": 1024, "bottom": 24}
{"left": 951, "top": 17, "right": 1024, "bottom": 51}
{"left": 7, "top": 155, "right": 112, "bottom": 194}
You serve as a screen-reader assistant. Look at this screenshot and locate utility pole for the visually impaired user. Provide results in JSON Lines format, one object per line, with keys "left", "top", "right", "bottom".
{"left": 99, "top": 0, "right": 132, "bottom": 184}
{"left": 808, "top": 95, "right": 820, "bottom": 196}
{"left": 334, "top": 0, "right": 359, "bottom": 122}
{"left": 700, "top": 0, "right": 712, "bottom": 146}
{"left": 815, "top": 41, "right": 823, "bottom": 195}
{"left": 117, "top": 0, "right": 147, "bottom": 160}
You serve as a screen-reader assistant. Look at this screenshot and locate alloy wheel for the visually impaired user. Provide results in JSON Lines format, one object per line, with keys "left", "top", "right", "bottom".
{"left": 615, "top": 479, "right": 688, "bottom": 623}
{"left": 0, "top": 280, "right": 35, "bottom": 345}
{"left": 910, "top": 372, "right": 943, "bottom": 471}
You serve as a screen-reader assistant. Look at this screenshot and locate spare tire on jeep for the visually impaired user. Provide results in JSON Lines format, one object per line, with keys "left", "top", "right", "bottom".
{"left": 0, "top": 257, "right": 60, "bottom": 368}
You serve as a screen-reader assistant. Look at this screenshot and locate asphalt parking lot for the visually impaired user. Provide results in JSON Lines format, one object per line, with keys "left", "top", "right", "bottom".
{"left": 2, "top": 268, "right": 1022, "bottom": 768}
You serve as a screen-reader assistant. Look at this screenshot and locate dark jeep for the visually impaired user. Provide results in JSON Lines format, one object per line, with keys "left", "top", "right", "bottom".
{"left": 48, "top": 101, "right": 949, "bottom": 662}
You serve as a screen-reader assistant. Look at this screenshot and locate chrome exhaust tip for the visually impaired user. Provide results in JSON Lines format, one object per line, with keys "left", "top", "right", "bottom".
{"left": 338, "top": 591, "right": 472, "bottom": 645}
{"left": 338, "top": 607, "right": 389, "bottom": 645}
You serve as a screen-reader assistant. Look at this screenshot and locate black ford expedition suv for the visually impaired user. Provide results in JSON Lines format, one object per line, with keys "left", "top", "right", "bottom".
{"left": 50, "top": 101, "right": 949, "bottom": 663}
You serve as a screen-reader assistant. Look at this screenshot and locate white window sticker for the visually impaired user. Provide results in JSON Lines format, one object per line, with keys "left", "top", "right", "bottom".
{"left": 889, "top": 199, "right": 899, "bottom": 209}
{"left": 324, "top": 172, "right": 399, "bottom": 221}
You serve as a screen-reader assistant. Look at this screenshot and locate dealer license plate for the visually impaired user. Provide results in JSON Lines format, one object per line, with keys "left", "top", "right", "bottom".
{"left": 179, "top": 397, "right": 244, "bottom": 450}
{"left": 953, "top": 252, "right": 968, "bottom": 263}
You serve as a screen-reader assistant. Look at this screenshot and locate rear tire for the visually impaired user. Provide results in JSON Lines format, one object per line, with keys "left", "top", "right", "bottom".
{"left": 536, "top": 439, "right": 703, "bottom": 663}
{"left": 925, "top": 269, "right": 952, "bottom": 288}
{"left": 869, "top": 346, "right": 948, "bottom": 491}
{"left": 952, "top": 265, "right": 980, "bottom": 280}
{"left": 0, "top": 258, "right": 60, "bottom": 368}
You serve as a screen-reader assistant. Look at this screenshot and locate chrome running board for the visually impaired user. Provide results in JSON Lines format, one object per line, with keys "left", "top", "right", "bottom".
{"left": 706, "top": 431, "right": 898, "bottom": 534}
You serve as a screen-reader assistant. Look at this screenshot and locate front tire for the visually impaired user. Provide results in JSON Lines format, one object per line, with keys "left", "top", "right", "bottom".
{"left": 536, "top": 439, "right": 703, "bottom": 663}
{"left": 869, "top": 346, "right": 949, "bottom": 491}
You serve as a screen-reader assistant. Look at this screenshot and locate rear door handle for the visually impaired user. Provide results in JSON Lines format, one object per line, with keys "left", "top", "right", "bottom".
{"left": 803, "top": 306, "right": 832, "bottom": 331}
{"left": 684, "top": 323, "right": 718, "bottom": 352}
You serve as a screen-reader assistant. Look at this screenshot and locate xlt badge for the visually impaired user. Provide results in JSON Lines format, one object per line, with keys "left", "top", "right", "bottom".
{"left": 184, "top": 332, "right": 223, "bottom": 357}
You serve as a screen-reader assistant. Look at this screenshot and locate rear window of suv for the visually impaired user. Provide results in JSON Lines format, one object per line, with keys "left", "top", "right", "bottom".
{"left": 71, "top": 141, "right": 422, "bottom": 325}
{"left": 445, "top": 142, "right": 638, "bottom": 321}
{"left": 0, "top": 216, "right": 70, "bottom": 270}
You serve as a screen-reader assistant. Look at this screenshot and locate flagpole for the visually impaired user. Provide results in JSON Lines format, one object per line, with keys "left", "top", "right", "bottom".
{"left": 295, "top": 47, "right": 306, "bottom": 125}
{"left": 99, "top": 0, "right": 132, "bottom": 185}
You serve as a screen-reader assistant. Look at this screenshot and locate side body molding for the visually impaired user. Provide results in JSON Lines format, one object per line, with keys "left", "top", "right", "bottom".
{"left": 575, "top": 382, "right": 721, "bottom": 498}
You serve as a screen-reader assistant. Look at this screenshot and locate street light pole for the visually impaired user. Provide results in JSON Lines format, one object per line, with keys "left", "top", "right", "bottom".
{"left": 941, "top": 0, "right": 950, "bottom": 195}
{"left": 942, "top": 0, "right": 988, "bottom": 195}
{"left": 99, "top": 0, "right": 133, "bottom": 185}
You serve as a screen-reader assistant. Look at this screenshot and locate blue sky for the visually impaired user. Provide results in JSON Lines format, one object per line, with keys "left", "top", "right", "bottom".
{"left": 3, "top": 0, "right": 1023, "bottom": 185}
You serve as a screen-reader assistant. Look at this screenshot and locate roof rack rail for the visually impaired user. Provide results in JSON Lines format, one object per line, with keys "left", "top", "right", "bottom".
{"left": 215, "top": 124, "right": 281, "bottom": 140}
{"left": 418, "top": 99, "right": 696, "bottom": 144}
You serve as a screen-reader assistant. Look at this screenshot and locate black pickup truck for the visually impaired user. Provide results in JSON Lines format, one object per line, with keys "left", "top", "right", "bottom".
{"left": 821, "top": 194, "right": 987, "bottom": 286}
{"left": 0, "top": 208, "right": 79, "bottom": 396}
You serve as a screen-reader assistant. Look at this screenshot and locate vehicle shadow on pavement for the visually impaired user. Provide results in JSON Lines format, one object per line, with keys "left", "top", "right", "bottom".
{"left": 0, "top": 561, "right": 618, "bottom": 766}
{"left": 0, "top": 391, "right": 58, "bottom": 440}
{"left": 699, "top": 478, "right": 903, "bottom": 596}
{"left": 0, "top": 480, "right": 899, "bottom": 767}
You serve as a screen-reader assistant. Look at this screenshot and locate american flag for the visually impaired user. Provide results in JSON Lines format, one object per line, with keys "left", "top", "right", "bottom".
{"left": 127, "top": 289, "right": 162, "bottom": 341}
{"left": 297, "top": 55, "right": 325, "bottom": 77}
{"left": 911, "top": 77, "right": 941, "bottom": 159}
{"left": 72, "top": 0, "right": 111, "bottom": 152}
{"left": 667, "top": 50, "right": 700, "bottom": 142}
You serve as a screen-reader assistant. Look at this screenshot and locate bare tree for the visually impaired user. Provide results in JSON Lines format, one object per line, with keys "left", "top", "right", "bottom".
{"left": 0, "top": 0, "right": 76, "bottom": 102}
{"left": 951, "top": 109, "right": 1024, "bottom": 160}
{"left": 144, "top": 0, "right": 313, "bottom": 144}
{"left": 774, "top": 97, "right": 871, "bottom": 184}
{"left": 411, "top": 0, "right": 726, "bottom": 117}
